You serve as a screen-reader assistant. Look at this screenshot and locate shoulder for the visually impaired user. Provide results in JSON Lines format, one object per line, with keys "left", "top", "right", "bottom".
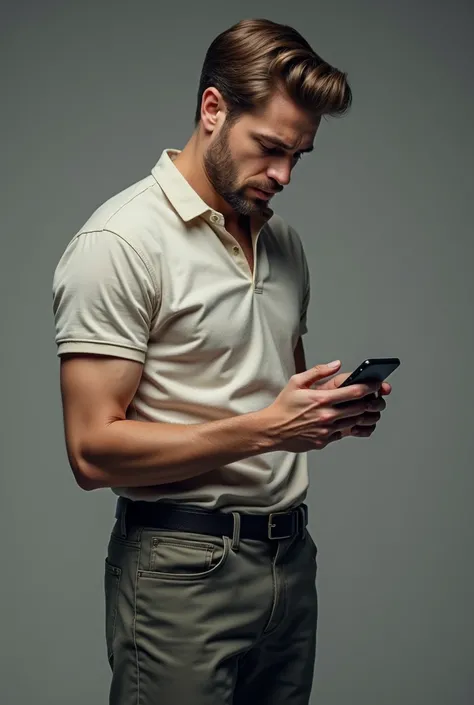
{"left": 53, "top": 175, "right": 166, "bottom": 296}
{"left": 69, "top": 174, "right": 166, "bottom": 262}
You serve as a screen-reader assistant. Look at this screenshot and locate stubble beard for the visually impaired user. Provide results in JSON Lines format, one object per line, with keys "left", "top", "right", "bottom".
{"left": 203, "top": 124, "right": 265, "bottom": 217}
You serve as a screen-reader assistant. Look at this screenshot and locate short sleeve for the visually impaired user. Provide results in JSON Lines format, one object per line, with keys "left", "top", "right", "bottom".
{"left": 52, "top": 230, "right": 159, "bottom": 363}
{"left": 287, "top": 224, "right": 311, "bottom": 337}
{"left": 299, "top": 247, "right": 310, "bottom": 336}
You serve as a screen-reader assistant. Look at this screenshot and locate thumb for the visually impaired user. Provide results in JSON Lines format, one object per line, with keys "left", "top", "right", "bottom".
{"left": 295, "top": 360, "right": 341, "bottom": 388}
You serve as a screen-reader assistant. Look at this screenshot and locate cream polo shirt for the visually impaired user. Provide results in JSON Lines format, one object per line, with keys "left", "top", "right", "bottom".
{"left": 52, "top": 149, "right": 311, "bottom": 514}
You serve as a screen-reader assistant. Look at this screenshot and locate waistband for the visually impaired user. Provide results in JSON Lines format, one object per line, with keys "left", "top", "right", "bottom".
{"left": 115, "top": 497, "right": 308, "bottom": 542}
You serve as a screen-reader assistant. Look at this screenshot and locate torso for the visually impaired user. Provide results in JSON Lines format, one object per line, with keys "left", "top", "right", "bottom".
{"left": 58, "top": 151, "right": 309, "bottom": 513}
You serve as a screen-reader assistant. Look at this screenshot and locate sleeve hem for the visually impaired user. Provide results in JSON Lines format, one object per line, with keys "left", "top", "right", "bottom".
{"left": 56, "top": 341, "right": 146, "bottom": 363}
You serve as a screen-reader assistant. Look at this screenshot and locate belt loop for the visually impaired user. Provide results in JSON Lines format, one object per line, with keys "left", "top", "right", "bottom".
{"left": 119, "top": 498, "right": 128, "bottom": 538}
{"left": 231, "top": 512, "right": 241, "bottom": 551}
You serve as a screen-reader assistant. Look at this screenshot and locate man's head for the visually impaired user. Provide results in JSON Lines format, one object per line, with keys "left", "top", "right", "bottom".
{"left": 195, "top": 18, "right": 352, "bottom": 216}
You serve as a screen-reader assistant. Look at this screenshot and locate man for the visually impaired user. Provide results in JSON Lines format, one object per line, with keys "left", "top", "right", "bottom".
{"left": 52, "top": 17, "right": 390, "bottom": 705}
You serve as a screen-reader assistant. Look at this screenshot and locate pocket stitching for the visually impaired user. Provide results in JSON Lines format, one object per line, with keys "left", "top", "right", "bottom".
{"left": 150, "top": 537, "right": 217, "bottom": 574}
{"left": 152, "top": 537, "right": 217, "bottom": 551}
{"left": 139, "top": 535, "right": 230, "bottom": 581}
{"left": 205, "top": 545, "right": 214, "bottom": 570}
{"left": 104, "top": 560, "right": 122, "bottom": 662}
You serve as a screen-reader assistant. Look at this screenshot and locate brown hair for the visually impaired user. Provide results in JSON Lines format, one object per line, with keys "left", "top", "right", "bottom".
{"left": 194, "top": 18, "right": 352, "bottom": 125}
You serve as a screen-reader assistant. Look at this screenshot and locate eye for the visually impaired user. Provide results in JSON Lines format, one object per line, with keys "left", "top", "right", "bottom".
{"left": 258, "top": 143, "right": 305, "bottom": 163}
{"left": 259, "top": 143, "right": 279, "bottom": 157}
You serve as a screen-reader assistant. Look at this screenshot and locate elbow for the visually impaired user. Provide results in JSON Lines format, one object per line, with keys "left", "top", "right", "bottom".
{"left": 65, "top": 426, "right": 118, "bottom": 492}
{"left": 65, "top": 424, "right": 117, "bottom": 491}
{"left": 76, "top": 472, "right": 102, "bottom": 492}
{"left": 70, "top": 454, "right": 107, "bottom": 492}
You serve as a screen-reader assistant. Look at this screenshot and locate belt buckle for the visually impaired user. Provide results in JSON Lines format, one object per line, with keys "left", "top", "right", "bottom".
{"left": 268, "top": 511, "right": 294, "bottom": 540}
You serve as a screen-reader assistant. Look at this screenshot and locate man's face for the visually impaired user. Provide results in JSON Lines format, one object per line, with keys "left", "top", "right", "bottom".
{"left": 203, "top": 90, "right": 319, "bottom": 217}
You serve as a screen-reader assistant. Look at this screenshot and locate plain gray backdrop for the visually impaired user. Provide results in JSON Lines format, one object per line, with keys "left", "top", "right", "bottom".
{"left": 1, "top": 0, "right": 473, "bottom": 703}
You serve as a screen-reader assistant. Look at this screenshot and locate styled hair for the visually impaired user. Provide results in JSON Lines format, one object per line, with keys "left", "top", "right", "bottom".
{"left": 194, "top": 18, "right": 352, "bottom": 126}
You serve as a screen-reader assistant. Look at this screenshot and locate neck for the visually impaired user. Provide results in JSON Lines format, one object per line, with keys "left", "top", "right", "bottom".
{"left": 172, "top": 132, "right": 242, "bottom": 228}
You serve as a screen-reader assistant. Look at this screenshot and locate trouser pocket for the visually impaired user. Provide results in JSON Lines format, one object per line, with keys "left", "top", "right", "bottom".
{"left": 104, "top": 559, "right": 122, "bottom": 668}
{"left": 138, "top": 530, "right": 231, "bottom": 581}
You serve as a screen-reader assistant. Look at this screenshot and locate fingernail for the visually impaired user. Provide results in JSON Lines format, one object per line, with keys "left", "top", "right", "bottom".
{"left": 328, "top": 360, "right": 340, "bottom": 368}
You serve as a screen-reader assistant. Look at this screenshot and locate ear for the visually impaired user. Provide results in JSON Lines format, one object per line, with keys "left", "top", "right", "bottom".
{"left": 200, "top": 87, "right": 225, "bottom": 134}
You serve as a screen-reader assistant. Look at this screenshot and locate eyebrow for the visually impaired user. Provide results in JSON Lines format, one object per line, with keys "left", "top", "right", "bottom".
{"left": 254, "top": 133, "right": 314, "bottom": 153}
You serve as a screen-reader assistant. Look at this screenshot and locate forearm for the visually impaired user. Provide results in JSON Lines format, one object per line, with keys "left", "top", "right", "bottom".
{"left": 77, "top": 409, "right": 275, "bottom": 490}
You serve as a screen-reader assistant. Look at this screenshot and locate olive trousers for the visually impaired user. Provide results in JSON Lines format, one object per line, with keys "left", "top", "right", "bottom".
{"left": 104, "top": 506, "right": 318, "bottom": 704}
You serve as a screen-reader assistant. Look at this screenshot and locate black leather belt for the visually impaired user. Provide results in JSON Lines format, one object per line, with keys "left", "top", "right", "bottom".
{"left": 117, "top": 498, "right": 308, "bottom": 541}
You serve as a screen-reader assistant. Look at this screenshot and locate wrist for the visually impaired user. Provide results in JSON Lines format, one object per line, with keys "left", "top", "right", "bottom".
{"left": 253, "top": 406, "right": 284, "bottom": 453}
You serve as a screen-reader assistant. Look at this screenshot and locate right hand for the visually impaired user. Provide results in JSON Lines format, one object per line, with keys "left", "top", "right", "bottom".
{"left": 264, "top": 361, "right": 383, "bottom": 452}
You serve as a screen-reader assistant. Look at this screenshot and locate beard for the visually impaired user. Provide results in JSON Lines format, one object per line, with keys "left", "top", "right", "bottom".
{"left": 203, "top": 122, "right": 269, "bottom": 217}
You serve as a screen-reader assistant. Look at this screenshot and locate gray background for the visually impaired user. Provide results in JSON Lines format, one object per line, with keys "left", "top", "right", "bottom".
{"left": 1, "top": 0, "right": 473, "bottom": 703}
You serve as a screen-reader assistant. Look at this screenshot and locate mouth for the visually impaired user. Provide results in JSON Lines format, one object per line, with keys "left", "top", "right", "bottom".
{"left": 250, "top": 187, "right": 276, "bottom": 200}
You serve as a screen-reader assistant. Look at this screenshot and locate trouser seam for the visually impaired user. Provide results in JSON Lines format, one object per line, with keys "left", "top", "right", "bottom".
{"left": 133, "top": 529, "right": 142, "bottom": 705}
{"left": 262, "top": 541, "right": 282, "bottom": 635}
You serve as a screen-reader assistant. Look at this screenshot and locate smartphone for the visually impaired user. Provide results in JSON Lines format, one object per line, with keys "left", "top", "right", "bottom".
{"left": 338, "top": 357, "right": 400, "bottom": 388}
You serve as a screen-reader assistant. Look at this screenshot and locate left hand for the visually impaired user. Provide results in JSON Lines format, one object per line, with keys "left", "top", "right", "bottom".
{"left": 316, "top": 372, "right": 392, "bottom": 439}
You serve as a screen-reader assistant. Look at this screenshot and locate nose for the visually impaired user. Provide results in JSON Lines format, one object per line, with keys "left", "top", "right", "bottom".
{"left": 266, "top": 160, "right": 292, "bottom": 187}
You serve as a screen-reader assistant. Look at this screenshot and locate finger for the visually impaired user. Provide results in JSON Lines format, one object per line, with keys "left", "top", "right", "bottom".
{"left": 316, "top": 372, "right": 350, "bottom": 391}
{"left": 331, "top": 414, "right": 367, "bottom": 432}
{"left": 318, "top": 380, "right": 382, "bottom": 405}
{"left": 324, "top": 430, "right": 343, "bottom": 445}
{"left": 354, "top": 412, "right": 381, "bottom": 426}
{"left": 361, "top": 382, "right": 391, "bottom": 400}
{"left": 331, "top": 396, "right": 381, "bottom": 422}
{"left": 352, "top": 424, "right": 376, "bottom": 437}
{"left": 367, "top": 397, "right": 386, "bottom": 412}
{"left": 296, "top": 361, "right": 341, "bottom": 388}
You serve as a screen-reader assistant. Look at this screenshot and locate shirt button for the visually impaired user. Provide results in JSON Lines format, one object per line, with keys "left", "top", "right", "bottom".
{"left": 232, "top": 246, "right": 240, "bottom": 256}
{"left": 210, "top": 213, "right": 220, "bottom": 223}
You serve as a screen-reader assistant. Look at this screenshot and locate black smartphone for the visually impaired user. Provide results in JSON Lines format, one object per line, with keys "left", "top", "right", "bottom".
{"left": 338, "top": 357, "right": 400, "bottom": 388}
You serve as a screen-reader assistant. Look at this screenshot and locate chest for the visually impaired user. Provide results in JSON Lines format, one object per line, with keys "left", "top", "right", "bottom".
{"left": 150, "top": 220, "right": 304, "bottom": 375}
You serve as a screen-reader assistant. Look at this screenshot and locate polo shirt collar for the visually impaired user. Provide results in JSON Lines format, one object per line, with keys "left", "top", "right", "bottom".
{"left": 152, "top": 149, "right": 210, "bottom": 222}
{"left": 151, "top": 149, "right": 274, "bottom": 229}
